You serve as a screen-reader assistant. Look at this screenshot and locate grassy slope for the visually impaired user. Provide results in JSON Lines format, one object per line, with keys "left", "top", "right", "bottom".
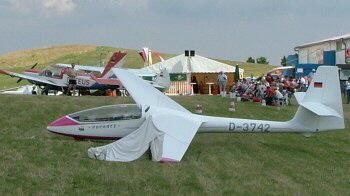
{"left": 0, "top": 45, "right": 273, "bottom": 89}
{"left": 0, "top": 95, "right": 349, "bottom": 195}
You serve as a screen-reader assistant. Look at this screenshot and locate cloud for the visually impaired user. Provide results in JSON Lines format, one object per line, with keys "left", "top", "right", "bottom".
{"left": 105, "top": 0, "right": 149, "bottom": 12}
{"left": 41, "top": 0, "right": 76, "bottom": 15}
{"left": 1, "top": 0, "right": 76, "bottom": 17}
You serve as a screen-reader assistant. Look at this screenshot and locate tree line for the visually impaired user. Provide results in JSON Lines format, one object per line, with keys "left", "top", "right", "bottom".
{"left": 246, "top": 56, "right": 288, "bottom": 66}
{"left": 246, "top": 56, "right": 269, "bottom": 64}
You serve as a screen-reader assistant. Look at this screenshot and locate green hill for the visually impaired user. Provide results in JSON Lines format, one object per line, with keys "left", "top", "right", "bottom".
{"left": 0, "top": 45, "right": 273, "bottom": 89}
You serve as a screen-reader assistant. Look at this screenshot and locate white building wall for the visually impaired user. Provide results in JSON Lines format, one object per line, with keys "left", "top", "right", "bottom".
{"left": 336, "top": 49, "right": 345, "bottom": 64}
{"left": 298, "top": 38, "right": 350, "bottom": 64}
{"left": 335, "top": 39, "right": 350, "bottom": 64}
{"left": 298, "top": 42, "right": 335, "bottom": 64}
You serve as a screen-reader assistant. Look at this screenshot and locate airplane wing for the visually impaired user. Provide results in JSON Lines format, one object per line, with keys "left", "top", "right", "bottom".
{"left": 112, "top": 68, "right": 189, "bottom": 113}
{"left": 150, "top": 111, "right": 203, "bottom": 162}
{"left": 90, "top": 74, "right": 121, "bottom": 86}
{"left": 88, "top": 68, "right": 202, "bottom": 162}
{"left": 0, "top": 69, "right": 63, "bottom": 87}
{"left": 126, "top": 69, "right": 156, "bottom": 77}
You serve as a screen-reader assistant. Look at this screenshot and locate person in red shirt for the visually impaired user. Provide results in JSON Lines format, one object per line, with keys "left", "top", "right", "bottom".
{"left": 265, "top": 86, "right": 276, "bottom": 105}
{"left": 283, "top": 76, "right": 290, "bottom": 88}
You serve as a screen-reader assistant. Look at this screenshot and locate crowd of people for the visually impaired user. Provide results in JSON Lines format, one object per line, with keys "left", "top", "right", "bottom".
{"left": 229, "top": 71, "right": 316, "bottom": 106}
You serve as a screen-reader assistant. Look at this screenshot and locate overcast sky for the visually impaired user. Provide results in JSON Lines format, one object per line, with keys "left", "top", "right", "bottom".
{"left": 0, "top": 0, "right": 349, "bottom": 65}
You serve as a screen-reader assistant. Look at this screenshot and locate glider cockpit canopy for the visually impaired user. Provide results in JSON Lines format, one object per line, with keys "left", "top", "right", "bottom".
{"left": 69, "top": 104, "right": 142, "bottom": 122}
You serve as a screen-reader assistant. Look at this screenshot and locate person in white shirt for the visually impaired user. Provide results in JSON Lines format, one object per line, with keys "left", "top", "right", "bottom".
{"left": 257, "top": 82, "right": 267, "bottom": 98}
{"left": 346, "top": 78, "right": 350, "bottom": 104}
{"left": 217, "top": 71, "right": 228, "bottom": 96}
{"left": 300, "top": 76, "right": 306, "bottom": 91}
{"left": 308, "top": 68, "right": 316, "bottom": 79}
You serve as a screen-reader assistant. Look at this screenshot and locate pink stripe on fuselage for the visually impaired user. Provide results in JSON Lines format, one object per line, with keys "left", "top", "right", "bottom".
{"left": 49, "top": 116, "right": 80, "bottom": 126}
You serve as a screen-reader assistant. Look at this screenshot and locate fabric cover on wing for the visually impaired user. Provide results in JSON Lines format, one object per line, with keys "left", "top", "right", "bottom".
{"left": 88, "top": 110, "right": 202, "bottom": 162}
{"left": 88, "top": 116, "right": 162, "bottom": 162}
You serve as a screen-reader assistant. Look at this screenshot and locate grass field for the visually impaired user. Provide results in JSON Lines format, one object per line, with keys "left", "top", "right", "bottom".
{"left": 0, "top": 45, "right": 273, "bottom": 90}
{"left": 0, "top": 94, "right": 349, "bottom": 195}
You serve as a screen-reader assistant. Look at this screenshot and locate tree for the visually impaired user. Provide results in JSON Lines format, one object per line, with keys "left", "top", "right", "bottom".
{"left": 256, "top": 56, "right": 269, "bottom": 64}
{"left": 246, "top": 57, "right": 255, "bottom": 63}
{"left": 281, "top": 56, "right": 287, "bottom": 66}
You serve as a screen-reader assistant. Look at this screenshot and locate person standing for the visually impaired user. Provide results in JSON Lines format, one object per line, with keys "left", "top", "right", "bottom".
{"left": 265, "top": 73, "right": 273, "bottom": 85}
{"left": 66, "top": 63, "right": 77, "bottom": 96}
{"left": 346, "top": 78, "right": 350, "bottom": 104}
{"left": 191, "top": 76, "right": 199, "bottom": 94}
{"left": 265, "top": 86, "right": 276, "bottom": 106}
{"left": 217, "top": 71, "right": 228, "bottom": 96}
{"left": 300, "top": 76, "right": 306, "bottom": 92}
{"left": 309, "top": 69, "right": 316, "bottom": 78}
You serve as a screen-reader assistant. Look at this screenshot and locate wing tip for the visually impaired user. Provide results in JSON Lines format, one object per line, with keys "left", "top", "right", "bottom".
{"left": 159, "top": 157, "right": 180, "bottom": 163}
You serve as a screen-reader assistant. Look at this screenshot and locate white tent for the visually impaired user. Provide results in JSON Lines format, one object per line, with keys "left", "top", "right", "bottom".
{"left": 142, "top": 54, "right": 244, "bottom": 74}
{"left": 142, "top": 54, "right": 244, "bottom": 95}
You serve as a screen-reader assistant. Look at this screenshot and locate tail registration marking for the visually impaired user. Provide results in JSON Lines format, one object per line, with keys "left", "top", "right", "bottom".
{"left": 229, "top": 123, "right": 270, "bottom": 132}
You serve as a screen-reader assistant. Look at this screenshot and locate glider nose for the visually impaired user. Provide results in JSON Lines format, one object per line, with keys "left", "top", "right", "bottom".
{"left": 47, "top": 116, "right": 80, "bottom": 133}
{"left": 48, "top": 116, "right": 79, "bottom": 126}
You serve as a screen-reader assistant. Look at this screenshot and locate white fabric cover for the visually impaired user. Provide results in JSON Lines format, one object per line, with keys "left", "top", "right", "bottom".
{"left": 88, "top": 111, "right": 203, "bottom": 162}
{"left": 142, "top": 54, "right": 244, "bottom": 74}
{"left": 88, "top": 116, "right": 163, "bottom": 162}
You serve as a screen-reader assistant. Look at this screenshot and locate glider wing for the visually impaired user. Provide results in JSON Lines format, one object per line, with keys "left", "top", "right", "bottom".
{"left": 112, "top": 68, "right": 189, "bottom": 113}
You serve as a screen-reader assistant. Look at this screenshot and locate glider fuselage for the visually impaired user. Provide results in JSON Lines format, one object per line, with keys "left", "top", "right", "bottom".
{"left": 47, "top": 104, "right": 315, "bottom": 140}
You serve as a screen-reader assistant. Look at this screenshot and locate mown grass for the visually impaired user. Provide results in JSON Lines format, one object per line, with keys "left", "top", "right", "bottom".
{"left": 0, "top": 94, "right": 349, "bottom": 195}
{"left": 0, "top": 45, "right": 274, "bottom": 90}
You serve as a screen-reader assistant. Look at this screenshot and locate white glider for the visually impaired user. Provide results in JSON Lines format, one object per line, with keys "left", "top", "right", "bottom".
{"left": 47, "top": 66, "right": 344, "bottom": 162}
{"left": 87, "top": 66, "right": 344, "bottom": 162}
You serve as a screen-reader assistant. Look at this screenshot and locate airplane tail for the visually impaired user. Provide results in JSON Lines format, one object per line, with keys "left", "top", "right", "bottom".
{"left": 100, "top": 51, "right": 127, "bottom": 78}
{"left": 153, "top": 68, "right": 171, "bottom": 91}
{"left": 291, "top": 66, "right": 344, "bottom": 133}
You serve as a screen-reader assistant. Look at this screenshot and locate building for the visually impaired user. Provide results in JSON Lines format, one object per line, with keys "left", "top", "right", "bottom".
{"left": 293, "top": 33, "right": 350, "bottom": 80}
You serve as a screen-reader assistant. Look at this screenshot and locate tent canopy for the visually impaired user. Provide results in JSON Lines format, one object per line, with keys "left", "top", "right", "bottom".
{"left": 268, "top": 66, "right": 295, "bottom": 75}
{"left": 142, "top": 54, "right": 244, "bottom": 74}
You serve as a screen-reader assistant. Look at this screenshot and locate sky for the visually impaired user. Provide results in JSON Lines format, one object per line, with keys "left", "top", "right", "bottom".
{"left": 0, "top": 0, "right": 349, "bottom": 65}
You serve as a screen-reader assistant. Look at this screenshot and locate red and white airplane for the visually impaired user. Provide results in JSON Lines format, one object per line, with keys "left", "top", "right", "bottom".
{"left": 0, "top": 51, "right": 170, "bottom": 94}
{"left": 47, "top": 66, "right": 344, "bottom": 162}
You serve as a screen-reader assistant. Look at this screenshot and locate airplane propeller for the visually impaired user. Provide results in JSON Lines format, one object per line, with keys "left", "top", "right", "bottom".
{"left": 17, "top": 63, "right": 38, "bottom": 83}
{"left": 30, "top": 63, "right": 38, "bottom": 69}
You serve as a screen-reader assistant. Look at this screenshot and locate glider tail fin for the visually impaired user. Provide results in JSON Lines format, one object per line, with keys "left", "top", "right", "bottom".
{"left": 153, "top": 68, "right": 171, "bottom": 90}
{"left": 291, "top": 66, "right": 344, "bottom": 132}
